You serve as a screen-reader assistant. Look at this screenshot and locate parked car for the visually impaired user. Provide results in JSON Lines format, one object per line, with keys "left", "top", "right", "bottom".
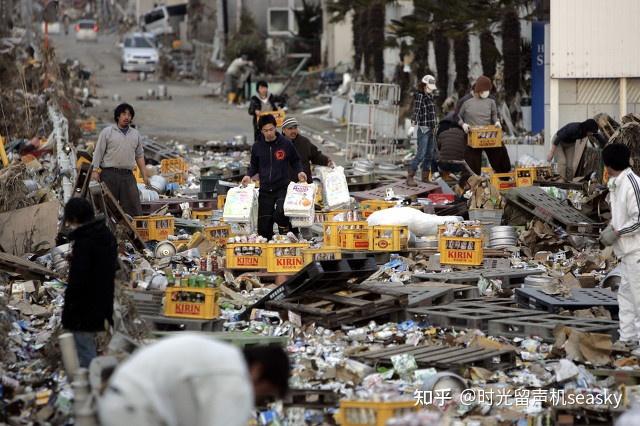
{"left": 75, "top": 19, "right": 98, "bottom": 42}
{"left": 120, "top": 33, "right": 159, "bottom": 73}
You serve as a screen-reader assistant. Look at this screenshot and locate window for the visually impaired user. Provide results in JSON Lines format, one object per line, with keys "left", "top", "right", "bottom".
{"left": 144, "top": 8, "right": 166, "bottom": 25}
{"left": 268, "top": 8, "right": 298, "bottom": 36}
{"left": 78, "top": 21, "right": 95, "bottom": 29}
{"left": 124, "top": 37, "right": 153, "bottom": 48}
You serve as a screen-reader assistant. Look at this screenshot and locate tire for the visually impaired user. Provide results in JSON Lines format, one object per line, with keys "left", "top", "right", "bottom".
{"left": 120, "top": 63, "right": 126, "bottom": 73}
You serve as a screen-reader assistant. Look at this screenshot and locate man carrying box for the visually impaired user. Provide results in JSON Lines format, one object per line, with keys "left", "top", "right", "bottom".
{"left": 242, "top": 114, "right": 306, "bottom": 239}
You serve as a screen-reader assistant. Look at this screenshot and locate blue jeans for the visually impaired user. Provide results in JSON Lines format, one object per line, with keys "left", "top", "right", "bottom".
{"left": 73, "top": 332, "right": 97, "bottom": 368}
{"left": 411, "top": 127, "right": 437, "bottom": 173}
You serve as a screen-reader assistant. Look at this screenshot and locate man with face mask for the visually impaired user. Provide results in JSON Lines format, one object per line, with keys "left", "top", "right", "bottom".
{"left": 407, "top": 75, "right": 438, "bottom": 186}
{"left": 458, "top": 75, "right": 511, "bottom": 176}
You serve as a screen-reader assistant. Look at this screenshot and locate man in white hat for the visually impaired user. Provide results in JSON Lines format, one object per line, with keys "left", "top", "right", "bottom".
{"left": 282, "top": 117, "right": 333, "bottom": 183}
{"left": 407, "top": 75, "right": 438, "bottom": 186}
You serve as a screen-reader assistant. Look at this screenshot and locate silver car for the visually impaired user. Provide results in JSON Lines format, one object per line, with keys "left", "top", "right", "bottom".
{"left": 120, "top": 33, "right": 159, "bottom": 73}
{"left": 75, "top": 19, "right": 98, "bottom": 42}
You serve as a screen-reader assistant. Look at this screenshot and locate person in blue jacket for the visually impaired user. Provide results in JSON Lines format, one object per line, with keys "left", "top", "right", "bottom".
{"left": 242, "top": 114, "right": 307, "bottom": 239}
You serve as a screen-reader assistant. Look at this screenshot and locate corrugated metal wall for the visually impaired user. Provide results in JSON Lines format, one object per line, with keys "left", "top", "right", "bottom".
{"left": 551, "top": 0, "right": 640, "bottom": 78}
{"left": 570, "top": 78, "right": 640, "bottom": 104}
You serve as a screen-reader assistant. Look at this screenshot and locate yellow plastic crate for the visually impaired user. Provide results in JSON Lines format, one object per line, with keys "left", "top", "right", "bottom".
{"left": 468, "top": 125, "right": 503, "bottom": 148}
{"left": 133, "top": 166, "right": 145, "bottom": 183}
{"left": 535, "top": 166, "right": 553, "bottom": 180}
{"left": 438, "top": 225, "right": 483, "bottom": 266}
{"left": 265, "top": 243, "right": 310, "bottom": 273}
{"left": 336, "top": 400, "right": 419, "bottom": 426}
{"left": 192, "top": 208, "right": 214, "bottom": 221}
{"left": 203, "top": 224, "right": 232, "bottom": 246}
{"left": 164, "top": 287, "right": 219, "bottom": 319}
{"left": 258, "top": 109, "right": 286, "bottom": 127}
{"left": 302, "top": 247, "right": 342, "bottom": 265}
{"left": 160, "top": 158, "right": 188, "bottom": 184}
{"left": 225, "top": 243, "right": 267, "bottom": 269}
{"left": 315, "top": 210, "right": 350, "bottom": 223}
{"left": 368, "top": 225, "right": 409, "bottom": 252}
{"left": 133, "top": 215, "right": 175, "bottom": 242}
{"left": 490, "top": 172, "right": 516, "bottom": 192}
{"left": 515, "top": 167, "right": 535, "bottom": 187}
{"left": 323, "top": 221, "right": 368, "bottom": 247}
{"left": 359, "top": 200, "right": 396, "bottom": 218}
{"left": 217, "top": 195, "right": 226, "bottom": 210}
{"left": 481, "top": 167, "right": 493, "bottom": 176}
{"left": 340, "top": 227, "right": 371, "bottom": 250}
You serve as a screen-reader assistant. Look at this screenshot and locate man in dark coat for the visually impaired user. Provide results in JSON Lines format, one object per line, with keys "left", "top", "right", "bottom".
{"left": 242, "top": 114, "right": 306, "bottom": 239}
{"left": 248, "top": 80, "right": 286, "bottom": 142}
{"left": 437, "top": 111, "right": 466, "bottom": 174}
{"left": 547, "top": 119, "right": 607, "bottom": 180}
{"left": 281, "top": 117, "right": 333, "bottom": 183}
{"left": 61, "top": 197, "right": 118, "bottom": 368}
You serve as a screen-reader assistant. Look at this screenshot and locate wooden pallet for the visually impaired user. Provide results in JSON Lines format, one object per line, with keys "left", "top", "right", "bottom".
{"left": 266, "top": 287, "right": 408, "bottom": 328}
{"left": 0, "top": 252, "right": 59, "bottom": 279}
{"left": 351, "top": 180, "right": 439, "bottom": 201}
{"left": 355, "top": 343, "right": 516, "bottom": 370}
{"left": 455, "top": 297, "right": 515, "bottom": 307}
{"left": 487, "top": 314, "right": 620, "bottom": 342}
{"left": 408, "top": 303, "right": 544, "bottom": 331}
{"left": 414, "top": 268, "right": 545, "bottom": 288}
{"left": 358, "top": 282, "right": 453, "bottom": 307}
{"left": 515, "top": 288, "right": 619, "bottom": 319}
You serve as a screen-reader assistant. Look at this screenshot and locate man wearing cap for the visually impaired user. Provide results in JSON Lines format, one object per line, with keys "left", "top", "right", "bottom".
{"left": 282, "top": 117, "right": 333, "bottom": 184}
{"left": 547, "top": 119, "right": 606, "bottom": 180}
{"left": 91, "top": 103, "right": 149, "bottom": 217}
{"left": 407, "top": 75, "right": 438, "bottom": 186}
{"left": 458, "top": 75, "right": 511, "bottom": 176}
{"left": 242, "top": 114, "right": 306, "bottom": 239}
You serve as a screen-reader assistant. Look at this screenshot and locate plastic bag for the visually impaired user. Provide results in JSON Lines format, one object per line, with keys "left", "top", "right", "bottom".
{"left": 223, "top": 185, "right": 258, "bottom": 232}
{"left": 317, "top": 166, "right": 350, "bottom": 209}
{"left": 284, "top": 182, "right": 316, "bottom": 217}
{"left": 367, "top": 207, "right": 462, "bottom": 237}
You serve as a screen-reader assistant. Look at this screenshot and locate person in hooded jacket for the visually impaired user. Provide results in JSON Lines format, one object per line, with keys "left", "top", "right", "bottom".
{"left": 248, "top": 80, "right": 286, "bottom": 142}
{"left": 458, "top": 75, "right": 511, "bottom": 176}
{"left": 61, "top": 197, "right": 118, "bottom": 368}
{"left": 242, "top": 114, "right": 306, "bottom": 239}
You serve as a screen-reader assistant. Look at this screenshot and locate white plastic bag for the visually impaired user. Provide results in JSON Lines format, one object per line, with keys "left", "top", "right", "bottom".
{"left": 284, "top": 182, "right": 316, "bottom": 217}
{"left": 223, "top": 185, "right": 258, "bottom": 229}
{"left": 317, "top": 166, "right": 350, "bottom": 209}
{"left": 366, "top": 207, "right": 462, "bottom": 237}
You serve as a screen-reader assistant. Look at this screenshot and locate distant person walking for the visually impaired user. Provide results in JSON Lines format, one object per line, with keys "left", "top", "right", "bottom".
{"left": 407, "top": 75, "right": 438, "bottom": 186}
{"left": 248, "top": 81, "right": 285, "bottom": 142}
{"left": 91, "top": 103, "right": 149, "bottom": 217}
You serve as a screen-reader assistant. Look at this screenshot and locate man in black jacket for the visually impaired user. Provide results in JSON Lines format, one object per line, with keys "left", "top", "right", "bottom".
{"left": 547, "top": 118, "right": 606, "bottom": 180}
{"left": 242, "top": 115, "right": 306, "bottom": 239}
{"left": 61, "top": 198, "right": 118, "bottom": 368}
{"left": 282, "top": 117, "right": 333, "bottom": 183}
{"left": 248, "top": 80, "right": 286, "bottom": 142}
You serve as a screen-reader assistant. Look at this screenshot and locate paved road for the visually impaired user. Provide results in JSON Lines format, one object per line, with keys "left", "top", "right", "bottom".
{"left": 50, "top": 31, "right": 251, "bottom": 144}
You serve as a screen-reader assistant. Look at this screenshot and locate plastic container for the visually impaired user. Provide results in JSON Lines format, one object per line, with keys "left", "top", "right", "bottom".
{"left": 203, "top": 224, "right": 232, "bottom": 246}
{"left": 438, "top": 225, "right": 483, "bottom": 266}
{"left": 368, "top": 225, "right": 409, "bottom": 251}
{"left": 302, "top": 247, "right": 342, "bottom": 265}
{"left": 265, "top": 243, "right": 310, "bottom": 273}
{"left": 468, "top": 208, "right": 503, "bottom": 225}
{"left": 490, "top": 172, "right": 516, "bottom": 192}
{"left": 467, "top": 125, "right": 503, "bottom": 148}
{"left": 133, "top": 215, "right": 175, "bottom": 242}
{"left": 225, "top": 243, "right": 267, "bottom": 269}
{"left": 163, "top": 287, "right": 219, "bottom": 319}
{"left": 160, "top": 158, "right": 188, "bottom": 184}
{"left": 359, "top": 200, "right": 396, "bottom": 218}
{"left": 340, "top": 227, "right": 371, "bottom": 250}
{"left": 323, "top": 221, "right": 368, "bottom": 247}
{"left": 336, "top": 400, "right": 418, "bottom": 426}
{"left": 515, "top": 167, "right": 535, "bottom": 187}
{"left": 192, "top": 209, "right": 214, "bottom": 221}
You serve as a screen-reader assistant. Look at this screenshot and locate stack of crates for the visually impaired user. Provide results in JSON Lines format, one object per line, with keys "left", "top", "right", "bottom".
{"left": 160, "top": 158, "right": 188, "bottom": 184}
{"left": 302, "top": 247, "right": 342, "bottom": 266}
{"left": 133, "top": 215, "right": 175, "bottom": 242}
{"left": 336, "top": 400, "right": 419, "bottom": 426}
{"left": 368, "top": 225, "right": 409, "bottom": 251}
{"left": 438, "top": 225, "right": 483, "bottom": 266}
{"left": 164, "top": 287, "right": 219, "bottom": 319}
{"left": 192, "top": 208, "right": 214, "bottom": 221}
{"left": 265, "top": 243, "right": 310, "bottom": 273}
{"left": 467, "top": 125, "right": 503, "bottom": 148}
{"left": 226, "top": 243, "right": 267, "bottom": 269}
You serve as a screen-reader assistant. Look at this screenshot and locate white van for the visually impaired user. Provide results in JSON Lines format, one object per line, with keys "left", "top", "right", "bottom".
{"left": 140, "top": 4, "right": 187, "bottom": 37}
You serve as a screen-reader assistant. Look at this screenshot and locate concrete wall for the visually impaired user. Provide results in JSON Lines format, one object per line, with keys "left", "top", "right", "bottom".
{"left": 227, "top": 0, "right": 316, "bottom": 36}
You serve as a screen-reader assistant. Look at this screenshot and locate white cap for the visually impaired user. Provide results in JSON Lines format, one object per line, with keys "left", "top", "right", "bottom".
{"left": 421, "top": 74, "right": 437, "bottom": 90}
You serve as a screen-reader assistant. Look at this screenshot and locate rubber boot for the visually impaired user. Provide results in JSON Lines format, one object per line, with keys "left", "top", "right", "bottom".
{"left": 407, "top": 170, "right": 418, "bottom": 187}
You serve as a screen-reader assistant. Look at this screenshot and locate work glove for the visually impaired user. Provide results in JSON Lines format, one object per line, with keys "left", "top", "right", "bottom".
{"left": 407, "top": 126, "right": 416, "bottom": 138}
{"left": 494, "top": 121, "right": 502, "bottom": 129}
{"left": 298, "top": 172, "right": 308, "bottom": 183}
{"left": 462, "top": 123, "right": 470, "bottom": 134}
{"left": 599, "top": 224, "right": 619, "bottom": 247}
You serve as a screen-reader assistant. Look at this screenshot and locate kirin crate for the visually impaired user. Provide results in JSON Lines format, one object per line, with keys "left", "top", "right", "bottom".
{"left": 467, "top": 125, "right": 503, "bottom": 148}
{"left": 163, "top": 287, "right": 219, "bottom": 320}
{"left": 265, "top": 243, "right": 310, "bottom": 273}
{"left": 438, "top": 225, "right": 484, "bottom": 266}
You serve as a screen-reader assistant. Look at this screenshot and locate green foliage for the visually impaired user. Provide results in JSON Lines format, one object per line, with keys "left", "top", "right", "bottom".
{"left": 225, "top": 8, "right": 267, "bottom": 71}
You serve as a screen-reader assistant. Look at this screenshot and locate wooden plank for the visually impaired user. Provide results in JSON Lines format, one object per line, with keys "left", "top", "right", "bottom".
{"left": 0, "top": 251, "right": 60, "bottom": 279}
